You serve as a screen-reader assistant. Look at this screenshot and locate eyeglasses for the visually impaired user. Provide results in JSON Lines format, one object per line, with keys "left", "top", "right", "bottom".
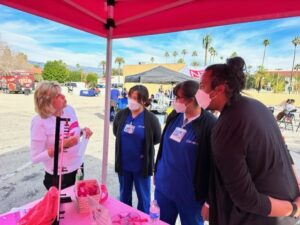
{"left": 175, "top": 96, "right": 185, "bottom": 100}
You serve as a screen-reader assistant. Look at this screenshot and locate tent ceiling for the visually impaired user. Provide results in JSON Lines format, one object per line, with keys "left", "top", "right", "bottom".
{"left": 1, "top": 0, "right": 300, "bottom": 39}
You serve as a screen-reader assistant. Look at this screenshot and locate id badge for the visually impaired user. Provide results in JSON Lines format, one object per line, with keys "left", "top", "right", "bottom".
{"left": 170, "top": 127, "right": 187, "bottom": 143}
{"left": 124, "top": 124, "right": 135, "bottom": 134}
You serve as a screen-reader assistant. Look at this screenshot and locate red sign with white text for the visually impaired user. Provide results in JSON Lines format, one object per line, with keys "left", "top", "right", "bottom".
{"left": 189, "top": 69, "right": 204, "bottom": 79}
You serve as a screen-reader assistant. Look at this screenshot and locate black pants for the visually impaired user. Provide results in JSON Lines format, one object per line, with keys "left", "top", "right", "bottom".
{"left": 43, "top": 164, "right": 84, "bottom": 190}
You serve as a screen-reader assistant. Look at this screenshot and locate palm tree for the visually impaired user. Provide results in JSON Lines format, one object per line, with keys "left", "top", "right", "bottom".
{"left": 99, "top": 60, "right": 106, "bottom": 77}
{"left": 261, "top": 39, "right": 270, "bottom": 67}
{"left": 173, "top": 51, "right": 178, "bottom": 63}
{"left": 115, "top": 57, "right": 125, "bottom": 84}
{"left": 208, "top": 47, "right": 217, "bottom": 64}
{"left": 208, "top": 47, "right": 214, "bottom": 64}
{"left": 177, "top": 58, "right": 185, "bottom": 64}
{"left": 192, "top": 50, "right": 198, "bottom": 61}
{"left": 164, "top": 51, "right": 170, "bottom": 63}
{"left": 212, "top": 49, "right": 217, "bottom": 62}
{"left": 191, "top": 61, "right": 200, "bottom": 67}
{"left": 203, "top": 34, "right": 212, "bottom": 66}
{"left": 245, "top": 65, "right": 252, "bottom": 88}
{"left": 290, "top": 36, "right": 300, "bottom": 92}
{"left": 75, "top": 63, "right": 84, "bottom": 81}
{"left": 150, "top": 57, "right": 155, "bottom": 63}
{"left": 294, "top": 64, "right": 300, "bottom": 92}
{"left": 181, "top": 49, "right": 187, "bottom": 60}
{"left": 230, "top": 52, "right": 238, "bottom": 58}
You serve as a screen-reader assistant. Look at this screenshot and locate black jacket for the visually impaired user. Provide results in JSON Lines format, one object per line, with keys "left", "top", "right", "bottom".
{"left": 113, "top": 108, "right": 161, "bottom": 177}
{"left": 209, "top": 95, "right": 299, "bottom": 225}
{"left": 155, "top": 109, "right": 216, "bottom": 201}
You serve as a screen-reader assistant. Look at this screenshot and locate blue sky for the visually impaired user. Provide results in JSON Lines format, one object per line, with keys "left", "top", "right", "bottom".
{"left": 0, "top": 4, "right": 300, "bottom": 71}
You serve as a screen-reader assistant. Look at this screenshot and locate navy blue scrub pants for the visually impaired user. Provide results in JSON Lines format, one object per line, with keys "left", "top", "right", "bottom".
{"left": 155, "top": 189, "right": 204, "bottom": 225}
{"left": 118, "top": 170, "right": 151, "bottom": 213}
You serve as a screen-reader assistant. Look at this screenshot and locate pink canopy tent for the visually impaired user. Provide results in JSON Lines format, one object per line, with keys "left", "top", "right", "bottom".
{"left": 1, "top": 0, "right": 300, "bottom": 185}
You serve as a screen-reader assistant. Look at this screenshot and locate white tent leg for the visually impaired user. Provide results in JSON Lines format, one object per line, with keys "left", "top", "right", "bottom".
{"left": 101, "top": 27, "right": 113, "bottom": 185}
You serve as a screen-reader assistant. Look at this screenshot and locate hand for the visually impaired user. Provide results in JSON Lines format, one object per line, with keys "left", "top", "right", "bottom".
{"left": 293, "top": 196, "right": 300, "bottom": 217}
{"left": 82, "top": 127, "right": 93, "bottom": 139}
{"left": 48, "top": 147, "right": 54, "bottom": 157}
{"left": 201, "top": 203, "right": 209, "bottom": 221}
{"left": 63, "top": 135, "right": 79, "bottom": 149}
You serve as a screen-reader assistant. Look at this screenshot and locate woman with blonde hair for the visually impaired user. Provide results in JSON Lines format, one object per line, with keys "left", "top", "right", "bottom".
{"left": 31, "top": 81, "right": 93, "bottom": 190}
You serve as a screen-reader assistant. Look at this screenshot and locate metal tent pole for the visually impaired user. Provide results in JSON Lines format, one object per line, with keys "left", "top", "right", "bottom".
{"left": 101, "top": 0, "right": 115, "bottom": 185}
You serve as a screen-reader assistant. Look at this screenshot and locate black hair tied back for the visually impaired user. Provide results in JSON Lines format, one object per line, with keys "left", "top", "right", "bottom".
{"left": 226, "top": 57, "right": 246, "bottom": 94}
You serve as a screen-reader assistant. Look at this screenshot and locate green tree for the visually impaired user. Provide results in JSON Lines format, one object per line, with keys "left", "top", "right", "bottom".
{"left": 42, "top": 60, "right": 68, "bottom": 83}
{"left": 290, "top": 36, "right": 300, "bottom": 91}
{"left": 245, "top": 75, "right": 255, "bottom": 89}
{"left": 177, "top": 58, "right": 185, "bottom": 64}
{"left": 112, "top": 68, "right": 120, "bottom": 76}
{"left": 294, "top": 64, "right": 300, "bottom": 92}
{"left": 172, "top": 51, "right": 178, "bottom": 63}
{"left": 192, "top": 50, "right": 198, "bottom": 60}
{"left": 68, "top": 70, "right": 82, "bottom": 82}
{"left": 254, "top": 66, "right": 268, "bottom": 92}
{"left": 115, "top": 57, "right": 125, "bottom": 84}
{"left": 181, "top": 49, "right": 187, "bottom": 60}
{"left": 34, "top": 74, "right": 43, "bottom": 82}
{"left": 150, "top": 57, "right": 155, "bottom": 63}
{"left": 85, "top": 73, "right": 98, "bottom": 88}
{"left": 203, "top": 34, "right": 212, "bottom": 66}
{"left": 209, "top": 47, "right": 217, "bottom": 64}
{"left": 261, "top": 39, "right": 270, "bottom": 67}
{"left": 230, "top": 52, "right": 238, "bottom": 58}
{"left": 191, "top": 61, "right": 200, "bottom": 67}
{"left": 164, "top": 51, "right": 170, "bottom": 63}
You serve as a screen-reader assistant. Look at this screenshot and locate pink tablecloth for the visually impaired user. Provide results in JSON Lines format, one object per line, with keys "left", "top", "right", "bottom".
{"left": 0, "top": 185, "right": 168, "bottom": 225}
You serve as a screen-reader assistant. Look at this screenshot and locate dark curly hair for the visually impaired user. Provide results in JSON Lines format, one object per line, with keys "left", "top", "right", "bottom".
{"left": 205, "top": 56, "right": 246, "bottom": 101}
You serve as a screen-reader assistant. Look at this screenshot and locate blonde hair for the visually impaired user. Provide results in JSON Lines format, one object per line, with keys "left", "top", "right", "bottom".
{"left": 34, "top": 81, "right": 61, "bottom": 118}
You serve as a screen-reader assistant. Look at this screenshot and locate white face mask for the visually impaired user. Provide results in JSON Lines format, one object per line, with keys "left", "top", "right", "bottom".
{"left": 173, "top": 101, "right": 186, "bottom": 113}
{"left": 195, "top": 89, "right": 211, "bottom": 109}
{"left": 128, "top": 98, "right": 141, "bottom": 111}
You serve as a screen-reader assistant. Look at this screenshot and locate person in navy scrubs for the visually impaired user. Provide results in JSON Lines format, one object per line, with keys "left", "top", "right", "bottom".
{"left": 154, "top": 80, "right": 216, "bottom": 225}
{"left": 113, "top": 85, "right": 161, "bottom": 213}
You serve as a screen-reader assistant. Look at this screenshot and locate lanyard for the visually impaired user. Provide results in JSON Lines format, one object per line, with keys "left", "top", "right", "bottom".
{"left": 181, "top": 118, "right": 189, "bottom": 128}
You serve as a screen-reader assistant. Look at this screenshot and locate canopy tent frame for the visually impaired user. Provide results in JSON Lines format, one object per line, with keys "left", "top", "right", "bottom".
{"left": 1, "top": 0, "right": 300, "bottom": 186}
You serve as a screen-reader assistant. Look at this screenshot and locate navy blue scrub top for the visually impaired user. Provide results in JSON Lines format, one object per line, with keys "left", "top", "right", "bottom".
{"left": 121, "top": 111, "right": 145, "bottom": 172}
{"left": 156, "top": 113, "right": 199, "bottom": 205}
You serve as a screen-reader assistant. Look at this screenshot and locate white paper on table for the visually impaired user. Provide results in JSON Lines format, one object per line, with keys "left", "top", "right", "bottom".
{"left": 78, "top": 131, "right": 89, "bottom": 157}
{"left": 88, "top": 196, "right": 112, "bottom": 225}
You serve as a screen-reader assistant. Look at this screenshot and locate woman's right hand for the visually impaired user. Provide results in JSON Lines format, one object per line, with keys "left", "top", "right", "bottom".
{"left": 48, "top": 135, "right": 79, "bottom": 157}
{"left": 63, "top": 135, "right": 79, "bottom": 149}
